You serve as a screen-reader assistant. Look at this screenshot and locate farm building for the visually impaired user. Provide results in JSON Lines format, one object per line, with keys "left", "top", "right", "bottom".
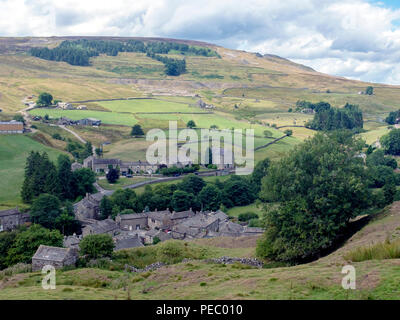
{"left": 0, "top": 207, "right": 30, "bottom": 232}
{"left": 32, "top": 245, "right": 78, "bottom": 271}
{"left": 57, "top": 102, "right": 74, "bottom": 110}
{"left": 83, "top": 156, "right": 159, "bottom": 175}
{"left": 0, "top": 121, "right": 24, "bottom": 134}
{"left": 77, "top": 105, "right": 87, "bottom": 110}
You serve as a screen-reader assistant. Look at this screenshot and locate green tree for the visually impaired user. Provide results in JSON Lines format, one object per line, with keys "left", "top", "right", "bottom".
{"left": 0, "top": 230, "right": 18, "bottom": 269}
{"left": 284, "top": 129, "right": 293, "bottom": 136}
{"left": 30, "top": 194, "right": 62, "bottom": 229}
{"left": 251, "top": 158, "right": 270, "bottom": 193}
{"left": 263, "top": 130, "right": 273, "bottom": 138}
{"left": 222, "top": 176, "right": 255, "bottom": 208}
{"left": 99, "top": 196, "right": 113, "bottom": 220}
{"left": 72, "top": 168, "right": 96, "bottom": 197}
{"left": 257, "top": 132, "right": 371, "bottom": 263}
{"left": 131, "top": 124, "right": 145, "bottom": 136}
{"left": 366, "top": 86, "right": 374, "bottom": 95}
{"left": 6, "top": 224, "right": 63, "bottom": 265}
{"left": 36, "top": 92, "right": 53, "bottom": 107}
{"left": 171, "top": 190, "right": 194, "bottom": 212}
{"left": 198, "top": 184, "right": 222, "bottom": 211}
{"left": 57, "top": 155, "right": 73, "bottom": 200}
{"left": 381, "top": 129, "right": 400, "bottom": 155}
{"left": 79, "top": 234, "right": 115, "bottom": 260}
{"left": 106, "top": 168, "right": 119, "bottom": 183}
{"left": 178, "top": 174, "right": 205, "bottom": 194}
{"left": 186, "top": 120, "right": 196, "bottom": 128}
{"left": 13, "top": 114, "right": 25, "bottom": 125}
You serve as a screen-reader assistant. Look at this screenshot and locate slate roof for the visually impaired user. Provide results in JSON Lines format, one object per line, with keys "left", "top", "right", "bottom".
{"left": 0, "top": 208, "right": 20, "bottom": 217}
{"left": 115, "top": 235, "right": 144, "bottom": 250}
{"left": 118, "top": 212, "right": 149, "bottom": 220}
{"left": 84, "top": 219, "right": 119, "bottom": 234}
{"left": 32, "top": 245, "right": 72, "bottom": 262}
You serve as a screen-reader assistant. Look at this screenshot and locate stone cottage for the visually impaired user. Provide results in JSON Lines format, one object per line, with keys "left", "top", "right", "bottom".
{"left": 74, "top": 193, "right": 103, "bottom": 220}
{"left": 81, "top": 218, "right": 119, "bottom": 237}
{"left": 32, "top": 245, "right": 79, "bottom": 271}
{"left": 0, "top": 208, "right": 30, "bottom": 232}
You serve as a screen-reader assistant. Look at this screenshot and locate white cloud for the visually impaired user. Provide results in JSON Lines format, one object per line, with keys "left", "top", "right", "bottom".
{"left": 0, "top": 0, "right": 400, "bottom": 83}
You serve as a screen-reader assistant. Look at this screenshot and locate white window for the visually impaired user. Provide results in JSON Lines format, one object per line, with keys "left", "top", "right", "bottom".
{"left": 0, "top": 224, "right": 3, "bottom": 232}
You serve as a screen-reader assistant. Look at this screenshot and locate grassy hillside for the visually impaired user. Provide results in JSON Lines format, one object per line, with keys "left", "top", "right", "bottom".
{"left": 0, "top": 134, "right": 65, "bottom": 209}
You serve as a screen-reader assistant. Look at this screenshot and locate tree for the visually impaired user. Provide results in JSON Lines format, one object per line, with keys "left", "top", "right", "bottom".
{"left": 30, "top": 194, "right": 62, "bottom": 229}
{"left": 6, "top": 224, "right": 63, "bottom": 265}
{"left": 250, "top": 158, "right": 270, "bottom": 194}
{"left": 366, "top": 86, "right": 374, "bottom": 95}
{"left": 284, "top": 129, "right": 293, "bottom": 136}
{"left": 72, "top": 168, "right": 96, "bottom": 198}
{"left": 257, "top": 132, "right": 371, "bottom": 263}
{"left": 57, "top": 155, "right": 73, "bottom": 200}
{"left": 95, "top": 147, "right": 103, "bottom": 157}
{"left": 79, "top": 234, "right": 115, "bottom": 260}
{"left": 55, "top": 201, "right": 80, "bottom": 235}
{"left": 21, "top": 152, "right": 58, "bottom": 203}
{"left": 131, "top": 124, "right": 145, "bottom": 137}
{"left": 186, "top": 120, "right": 196, "bottom": 129}
{"left": 0, "top": 230, "right": 18, "bottom": 269}
{"left": 381, "top": 129, "right": 400, "bottom": 155}
{"left": 106, "top": 168, "right": 119, "bottom": 183}
{"left": 171, "top": 190, "right": 194, "bottom": 212}
{"left": 99, "top": 196, "right": 113, "bottom": 220}
{"left": 263, "top": 130, "right": 273, "bottom": 138}
{"left": 366, "top": 149, "right": 397, "bottom": 169}
{"left": 178, "top": 174, "right": 205, "bottom": 194}
{"left": 238, "top": 212, "right": 259, "bottom": 222}
{"left": 222, "top": 176, "right": 255, "bottom": 208}
{"left": 198, "top": 185, "right": 222, "bottom": 211}
{"left": 13, "top": 114, "right": 25, "bottom": 125}
{"left": 36, "top": 92, "right": 53, "bottom": 107}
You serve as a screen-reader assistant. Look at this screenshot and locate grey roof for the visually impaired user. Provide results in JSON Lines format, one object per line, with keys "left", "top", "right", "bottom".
{"left": 171, "top": 210, "right": 193, "bottom": 220}
{"left": 115, "top": 236, "right": 144, "bottom": 250}
{"left": 0, "top": 208, "right": 20, "bottom": 217}
{"left": 32, "top": 245, "right": 71, "bottom": 262}
{"left": 218, "top": 221, "right": 244, "bottom": 233}
{"left": 211, "top": 210, "right": 229, "bottom": 221}
{"left": 148, "top": 210, "right": 170, "bottom": 221}
{"left": 178, "top": 213, "right": 218, "bottom": 229}
{"left": 118, "top": 212, "right": 149, "bottom": 220}
{"left": 93, "top": 158, "right": 120, "bottom": 165}
{"left": 0, "top": 121, "right": 23, "bottom": 125}
{"left": 84, "top": 219, "right": 119, "bottom": 234}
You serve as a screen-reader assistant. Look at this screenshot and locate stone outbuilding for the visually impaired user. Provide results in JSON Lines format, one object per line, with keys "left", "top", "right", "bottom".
{"left": 32, "top": 245, "right": 78, "bottom": 271}
{"left": 0, "top": 208, "right": 30, "bottom": 232}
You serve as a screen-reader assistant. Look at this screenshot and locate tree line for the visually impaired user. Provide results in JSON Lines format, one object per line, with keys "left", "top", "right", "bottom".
{"left": 304, "top": 102, "right": 363, "bottom": 131}
{"left": 99, "top": 171, "right": 266, "bottom": 220}
{"left": 21, "top": 151, "right": 96, "bottom": 204}
{"left": 29, "top": 39, "right": 219, "bottom": 76}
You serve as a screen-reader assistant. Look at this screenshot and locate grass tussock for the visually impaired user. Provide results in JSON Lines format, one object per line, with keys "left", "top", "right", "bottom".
{"left": 344, "top": 239, "right": 400, "bottom": 262}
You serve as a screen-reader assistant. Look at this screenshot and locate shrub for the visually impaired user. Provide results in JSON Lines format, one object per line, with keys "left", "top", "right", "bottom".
{"left": 344, "top": 239, "right": 400, "bottom": 262}
{"left": 79, "top": 234, "right": 115, "bottom": 260}
{"left": 238, "top": 212, "right": 259, "bottom": 222}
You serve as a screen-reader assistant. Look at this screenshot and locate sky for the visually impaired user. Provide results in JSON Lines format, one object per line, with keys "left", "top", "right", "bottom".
{"left": 1, "top": 0, "right": 400, "bottom": 84}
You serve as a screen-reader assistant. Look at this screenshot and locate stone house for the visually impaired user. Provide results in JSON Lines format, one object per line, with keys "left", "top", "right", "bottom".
{"left": 77, "top": 105, "right": 87, "bottom": 110}
{"left": 81, "top": 218, "right": 119, "bottom": 237}
{"left": 74, "top": 193, "right": 103, "bottom": 220}
{"left": 57, "top": 102, "right": 74, "bottom": 110}
{"left": 71, "top": 162, "right": 83, "bottom": 172}
{"left": 63, "top": 234, "right": 82, "bottom": 249}
{"left": 0, "top": 121, "right": 24, "bottom": 134}
{"left": 0, "top": 208, "right": 30, "bottom": 232}
{"left": 147, "top": 210, "right": 173, "bottom": 229}
{"left": 171, "top": 213, "right": 219, "bottom": 239}
{"left": 116, "top": 213, "right": 149, "bottom": 231}
{"left": 114, "top": 234, "right": 144, "bottom": 251}
{"left": 83, "top": 156, "right": 158, "bottom": 175}
{"left": 32, "top": 245, "right": 78, "bottom": 271}
{"left": 77, "top": 118, "right": 101, "bottom": 126}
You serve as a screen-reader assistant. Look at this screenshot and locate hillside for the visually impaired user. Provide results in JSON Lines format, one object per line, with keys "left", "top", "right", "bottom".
{"left": 1, "top": 202, "right": 400, "bottom": 300}
{"left": 1, "top": 36, "right": 400, "bottom": 115}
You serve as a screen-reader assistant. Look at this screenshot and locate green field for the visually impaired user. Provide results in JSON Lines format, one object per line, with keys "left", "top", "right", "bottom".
{"left": 226, "top": 203, "right": 264, "bottom": 218}
{"left": 0, "top": 135, "right": 65, "bottom": 209}
{"left": 29, "top": 108, "right": 138, "bottom": 126}
{"left": 99, "top": 98, "right": 204, "bottom": 114}
{"left": 97, "top": 176, "right": 159, "bottom": 190}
